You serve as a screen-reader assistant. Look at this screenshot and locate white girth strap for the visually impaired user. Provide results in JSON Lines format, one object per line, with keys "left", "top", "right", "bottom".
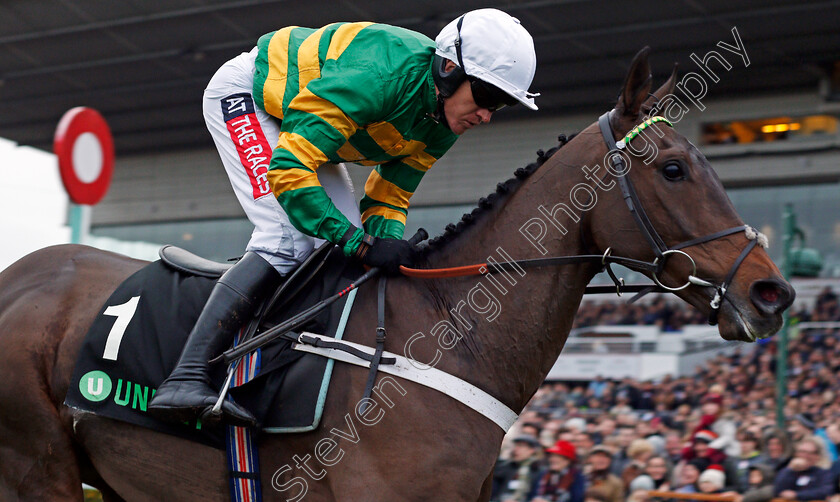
{"left": 292, "top": 332, "right": 519, "bottom": 432}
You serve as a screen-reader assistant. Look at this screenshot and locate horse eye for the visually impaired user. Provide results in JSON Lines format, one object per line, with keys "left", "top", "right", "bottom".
{"left": 662, "top": 162, "right": 685, "bottom": 181}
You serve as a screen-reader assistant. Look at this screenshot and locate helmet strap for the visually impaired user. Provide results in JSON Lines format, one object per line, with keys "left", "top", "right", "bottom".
{"left": 454, "top": 15, "right": 466, "bottom": 71}
{"left": 433, "top": 93, "right": 451, "bottom": 130}
{"left": 430, "top": 13, "right": 467, "bottom": 130}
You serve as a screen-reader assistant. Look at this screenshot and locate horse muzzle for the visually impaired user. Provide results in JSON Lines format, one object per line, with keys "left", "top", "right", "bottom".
{"left": 717, "top": 277, "right": 795, "bottom": 341}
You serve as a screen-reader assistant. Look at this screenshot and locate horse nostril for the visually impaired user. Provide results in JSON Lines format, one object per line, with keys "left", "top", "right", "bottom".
{"left": 758, "top": 284, "right": 779, "bottom": 304}
{"left": 750, "top": 279, "right": 795, "bottom": 315}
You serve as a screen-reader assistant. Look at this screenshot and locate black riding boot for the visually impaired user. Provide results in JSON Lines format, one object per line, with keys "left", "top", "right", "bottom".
{"left": 149, "top": 252, "right": 281, "bottom": 427}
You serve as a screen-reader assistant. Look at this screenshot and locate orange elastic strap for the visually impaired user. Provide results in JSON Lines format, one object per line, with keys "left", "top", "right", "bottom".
{"left": 399, "top": 263, "right": 488, "bottom": 278}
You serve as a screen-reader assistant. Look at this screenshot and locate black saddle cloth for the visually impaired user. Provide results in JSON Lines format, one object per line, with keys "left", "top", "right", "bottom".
{"left": 64, "top": 247, "right": 364, "bottom": 448}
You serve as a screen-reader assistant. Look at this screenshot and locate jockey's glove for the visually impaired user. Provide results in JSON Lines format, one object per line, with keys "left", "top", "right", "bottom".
{"left": 354, "top": 234, "right": 418, "bottom": 275}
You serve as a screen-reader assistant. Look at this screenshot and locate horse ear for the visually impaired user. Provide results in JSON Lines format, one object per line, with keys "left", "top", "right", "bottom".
{"left": 616, "top": 46, "right": 653, "bottom": 118}
{"left": 644, "top": 63, "right": 679, "bottom": 110}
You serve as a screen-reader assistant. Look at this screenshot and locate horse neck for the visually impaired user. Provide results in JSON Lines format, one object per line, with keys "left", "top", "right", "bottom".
{"left": 416, "top": 133, "right": 603, "bottom": 412}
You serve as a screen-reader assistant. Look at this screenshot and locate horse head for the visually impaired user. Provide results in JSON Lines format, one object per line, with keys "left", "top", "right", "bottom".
{"left": 585, "top": 47, "right": 794, "bottom": 341}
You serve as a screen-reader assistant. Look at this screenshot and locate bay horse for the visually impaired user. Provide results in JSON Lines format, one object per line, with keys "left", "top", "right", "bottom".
{"left": 0, "top": 48, "right": 793, "bottom": 501}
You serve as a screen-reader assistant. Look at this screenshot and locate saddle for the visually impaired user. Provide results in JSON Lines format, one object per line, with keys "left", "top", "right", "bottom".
{"left": 65, "top": 243, "right": 365, "bottom": 447}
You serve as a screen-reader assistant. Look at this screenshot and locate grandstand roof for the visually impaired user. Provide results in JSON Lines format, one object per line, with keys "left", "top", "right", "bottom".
{"left": 1, "top": 1, "right": 838, "bottom": 155}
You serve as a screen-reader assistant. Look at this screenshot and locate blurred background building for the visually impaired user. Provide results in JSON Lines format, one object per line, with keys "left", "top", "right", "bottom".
{"left": 0, "top": 1, "right": 838, "bottom": 270}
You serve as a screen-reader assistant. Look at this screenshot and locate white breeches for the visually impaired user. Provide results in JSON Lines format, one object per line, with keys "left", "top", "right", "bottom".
{"left": 202, "top": 47, "right": 361, "bottom": 274}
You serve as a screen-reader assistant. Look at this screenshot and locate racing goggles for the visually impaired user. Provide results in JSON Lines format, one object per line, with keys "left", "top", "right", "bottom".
{"left": 469, "top": 76, "right": 518, "bottom": 112}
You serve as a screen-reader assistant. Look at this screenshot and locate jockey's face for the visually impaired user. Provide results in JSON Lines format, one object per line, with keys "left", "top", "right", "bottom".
{"left": 440, "top": 60, "right": 494, "bottom": 135}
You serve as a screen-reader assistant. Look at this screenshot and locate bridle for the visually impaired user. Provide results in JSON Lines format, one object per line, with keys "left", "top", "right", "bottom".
{"left": 401, "top": 112, "right": 769, "bottom": 326}
{"left": 596, "top": 111, "right": 767, "bottom": 325}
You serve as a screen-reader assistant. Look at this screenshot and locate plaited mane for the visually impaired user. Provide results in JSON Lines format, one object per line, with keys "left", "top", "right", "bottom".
{"left": 423, "top": 133, "right": 576, "bottom": 253}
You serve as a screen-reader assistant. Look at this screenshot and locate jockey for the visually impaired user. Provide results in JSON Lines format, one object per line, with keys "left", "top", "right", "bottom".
{"left": 148, "top": 8, "right": 539, "bottom": 427}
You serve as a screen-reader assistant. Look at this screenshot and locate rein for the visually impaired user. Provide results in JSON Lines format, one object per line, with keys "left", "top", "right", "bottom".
{"left": 401, "top": 113, "right": 769, "bottom": 326}
{"left": 400, "top": 252, "right": 662, "bottom": 297}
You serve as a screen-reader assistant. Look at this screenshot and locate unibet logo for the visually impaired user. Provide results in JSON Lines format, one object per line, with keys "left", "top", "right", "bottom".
{"left": 79, "top": 370, "right": 113, "bottom": 402}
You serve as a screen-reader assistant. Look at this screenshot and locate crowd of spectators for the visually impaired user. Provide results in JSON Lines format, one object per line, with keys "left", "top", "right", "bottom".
{"left": 573, "top": 296, "right": 709, "bottom": 331}
{"left": 490, "top": 287, "right": 840, "bottom": 502}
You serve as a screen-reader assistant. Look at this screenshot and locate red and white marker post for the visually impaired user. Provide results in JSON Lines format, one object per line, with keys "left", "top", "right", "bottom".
{"left": 53, "top": 107, "right": 114, "bottom": 243}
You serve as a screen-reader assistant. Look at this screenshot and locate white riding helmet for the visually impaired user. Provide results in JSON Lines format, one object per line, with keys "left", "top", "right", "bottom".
{"left": 434, "top": 8, "right": 539, "bottom": 110}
